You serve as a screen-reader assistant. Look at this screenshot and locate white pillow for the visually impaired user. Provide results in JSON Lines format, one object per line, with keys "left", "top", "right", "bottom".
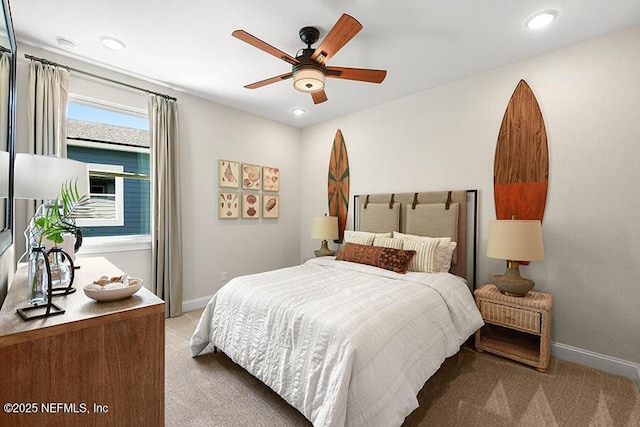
{"left": 393, "top": 231, "right": 451, "bottom": 247}
{"left": 402, "top": 239, "right": 440, "bottom": 273}
{"left": 372, "top": 236, "right": 403, "bottom": 250}
{"left": 434, "top": 242, "right": 457, "bottom": 272}
{"left": 344, "top": 230, "right": 392, "bottom": 246}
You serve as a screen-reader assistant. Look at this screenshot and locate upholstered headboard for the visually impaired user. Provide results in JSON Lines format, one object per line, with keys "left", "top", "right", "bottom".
{"left": 354, "top": 190, "right": 478, "bottom": 289}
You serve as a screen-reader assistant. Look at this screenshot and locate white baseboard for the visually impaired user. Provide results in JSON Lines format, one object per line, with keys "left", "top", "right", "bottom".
{"left": 182, "top": 295, "right": 212, "bottom": 313}
{"left": 552, "top": 342, "right": 640, "bottom": 387}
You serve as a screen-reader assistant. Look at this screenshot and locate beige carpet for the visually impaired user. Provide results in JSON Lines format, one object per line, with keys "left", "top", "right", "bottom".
{"left": 166, "top": 309, "right": 640, "bottom": 426}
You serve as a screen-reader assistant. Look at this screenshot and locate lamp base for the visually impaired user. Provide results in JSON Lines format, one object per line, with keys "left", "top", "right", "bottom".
{"left": 492, "top": 261, "right": 535, "bottom": 297}
{"left": 314, "top": 240, "right": 335, "bottom": 257}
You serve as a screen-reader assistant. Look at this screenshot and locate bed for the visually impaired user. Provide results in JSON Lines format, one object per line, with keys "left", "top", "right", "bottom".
{"left": 190, "top": 190, "right": 484, "bottom": 427}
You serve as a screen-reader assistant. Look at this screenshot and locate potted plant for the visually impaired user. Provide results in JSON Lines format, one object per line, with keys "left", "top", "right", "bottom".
{"left": 27, "top": 180, "right": 91, "bottom": 304}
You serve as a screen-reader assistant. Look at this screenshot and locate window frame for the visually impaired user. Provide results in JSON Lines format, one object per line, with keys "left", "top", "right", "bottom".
{"left": 66, "top": 95, "right": 151, "bottom": 244}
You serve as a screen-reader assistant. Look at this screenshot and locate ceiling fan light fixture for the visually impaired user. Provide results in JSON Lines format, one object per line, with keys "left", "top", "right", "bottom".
{"left": 293, "top": 64, "right": 325, "bottom": 93}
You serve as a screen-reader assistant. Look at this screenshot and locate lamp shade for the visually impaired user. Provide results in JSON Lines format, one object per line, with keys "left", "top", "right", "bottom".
{"left": 311, "top": 215, "right": 338, "bottom": 240}
{"left": 487, "top": 220, "right": 544, "bottom": 261}
{"left": 14, "top": 153, "right": 89, "bottom": 200}
{"left": 293, "top": 66, "right": 325, "bottom": 93}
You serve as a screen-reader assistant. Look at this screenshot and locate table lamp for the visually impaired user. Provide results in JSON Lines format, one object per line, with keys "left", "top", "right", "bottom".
{"left": 311, "top": 215, "right": 338, "bottom": 257}
{"left": 14, "top": 153, "right": 89, "bottom": 320}
{"left": 486, "top": 219, "right": 544, "bottom": 297}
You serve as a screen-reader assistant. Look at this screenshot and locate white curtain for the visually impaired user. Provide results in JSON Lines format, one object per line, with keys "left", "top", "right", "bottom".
{"left": 28, "top": 61, "right": 69, "bottom": 156}
{"left": 148, "top": 94, "right": 183, "bottom": 318}
{"left": 22, "top": 61, "right": 69, "bottom": 256}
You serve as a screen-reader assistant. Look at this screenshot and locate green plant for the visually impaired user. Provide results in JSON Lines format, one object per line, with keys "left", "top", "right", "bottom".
{"left": 31, "top": 180, "right": 92, "bottom": 246}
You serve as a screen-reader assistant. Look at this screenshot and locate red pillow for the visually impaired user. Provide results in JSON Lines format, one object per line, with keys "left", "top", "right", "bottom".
{"left": 336, "top": 242, "right": 416, "bottom": 274}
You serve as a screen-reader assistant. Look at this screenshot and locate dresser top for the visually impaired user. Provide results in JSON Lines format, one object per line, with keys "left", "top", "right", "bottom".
{"left": 0, "top": 257, "right": 164, "bottom": 346}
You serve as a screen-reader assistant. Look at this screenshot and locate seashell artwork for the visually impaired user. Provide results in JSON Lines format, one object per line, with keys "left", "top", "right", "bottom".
{"left": 218, "top": 192, "right": 239, "bottom": 219}
{"left": 262, "top": 166, "right": 279, "bottom": 191}
{"left": 262, "top": 195, "right": 279, "bottom": 219}
{"left": 242, "top": 193, "right": 260, "bottom": 219}
{"left": 242, "top": 163, "right": 261, "bottom": 190}
{"left": 218, "top": 160, "right": 239, "bottom": 188}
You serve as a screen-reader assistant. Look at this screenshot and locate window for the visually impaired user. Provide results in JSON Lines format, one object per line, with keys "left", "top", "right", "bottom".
{"left": 66, "top": 97, "right": 150, "bottom": 240}
{"left": 76, "top": 163, "right": 124, "bottom": 227}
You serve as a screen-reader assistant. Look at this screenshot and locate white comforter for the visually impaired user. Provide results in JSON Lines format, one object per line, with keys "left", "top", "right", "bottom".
{"left": 190, "top": 257, "right": 483, "bottom": 427}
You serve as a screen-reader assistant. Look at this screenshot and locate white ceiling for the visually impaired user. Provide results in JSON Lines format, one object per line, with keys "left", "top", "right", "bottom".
{"left": 10, "top": 0, "right": 640, "bottom": 128}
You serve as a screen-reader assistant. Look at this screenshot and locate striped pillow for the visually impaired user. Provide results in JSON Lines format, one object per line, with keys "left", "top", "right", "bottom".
{"left": 393, "top": 231, "right": 451, "bottom": 247}
{"left": 402, "top": 239, "right": 440, "bottom": 273}
{"left": 372, "top": 237, "right": 403, "bottom": 250}
{"left": 344, "top": 230, "right": 392, "bottom": 246}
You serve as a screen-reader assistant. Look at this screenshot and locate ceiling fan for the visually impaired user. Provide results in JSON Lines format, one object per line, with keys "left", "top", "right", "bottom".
{"left": 232, "top": 13, "right": 387, "bottom": 104}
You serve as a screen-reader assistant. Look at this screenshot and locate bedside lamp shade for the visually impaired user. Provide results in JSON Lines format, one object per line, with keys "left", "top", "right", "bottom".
{"left": 311, "top": 215, "right": 338, "bottom": 257}
{"left": 487, "top": 220, "right": 544, "bottom": 296}
{"left": 487, "top": 220, "right": 544, "bottom": 262}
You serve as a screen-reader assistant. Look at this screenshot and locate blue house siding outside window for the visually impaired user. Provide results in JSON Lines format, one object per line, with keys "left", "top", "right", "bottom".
{"left": 67, "top": 145, "right": 150, "bottom": 237}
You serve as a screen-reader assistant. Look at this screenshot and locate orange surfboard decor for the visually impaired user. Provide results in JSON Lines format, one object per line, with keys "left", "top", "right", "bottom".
{"left": 494, "top": 80, "right": 549, "bottom": 222}
{"left": 328, "top": 129, "right": 350, "bottom": 243}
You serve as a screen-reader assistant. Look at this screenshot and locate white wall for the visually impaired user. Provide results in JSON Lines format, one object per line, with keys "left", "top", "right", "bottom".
{"left": 14, "top": 44, "right": 302, "bottom": 305}
{"left": 11, "top": 25, "right": 639, "bottom": 369}
{"left": 300, "top": 26, "right": 640, "bottom": 364}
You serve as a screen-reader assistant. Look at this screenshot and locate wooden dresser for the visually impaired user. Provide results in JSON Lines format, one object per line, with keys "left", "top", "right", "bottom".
{"left": 0, "top": 257, "right": 165, "bottom": 427}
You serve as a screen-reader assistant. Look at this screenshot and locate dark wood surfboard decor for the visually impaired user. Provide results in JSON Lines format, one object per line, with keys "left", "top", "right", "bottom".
{"left": 494, "top": 79, "right": 549, "bottom": 223}
{"left": 328, "top": 129, "right": 350, "bottom": 243}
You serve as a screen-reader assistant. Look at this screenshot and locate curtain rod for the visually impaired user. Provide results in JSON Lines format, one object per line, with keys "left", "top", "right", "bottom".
{"left": 24, "top": 53, "right": 177, "bottom": 102}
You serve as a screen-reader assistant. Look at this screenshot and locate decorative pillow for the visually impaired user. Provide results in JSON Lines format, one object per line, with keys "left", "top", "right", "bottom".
{"left": 434, "top": 242, "right": 457, "bottom": 272}
{"left": 372, "top": 236, "right": 404, "bottom": 250}
{"left": 401, "top": 239, "right": 440, "bottom": 273}
{"left": 393, "top": 231, "right": 451, "bottom": 247}
{"left": 344, "top": 230, "right": 393, "bottom": 246}
{"left": 336, "top": 242, "right": 415, "bottom": 274}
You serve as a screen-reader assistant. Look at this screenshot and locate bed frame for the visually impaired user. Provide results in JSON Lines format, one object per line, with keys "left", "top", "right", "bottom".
{"left": 353, "top": 190, "right": 478, "bottom": 290}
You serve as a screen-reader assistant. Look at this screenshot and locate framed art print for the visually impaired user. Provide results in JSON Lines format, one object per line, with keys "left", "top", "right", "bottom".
{"left": 262, "top": 166, "right": 279, "bottom": 192}
{"left": 242, "top": 163, "right": 261, "bottom": 190}
{"left": 262, "top": 194, "right": 279, "bottom": 219}
{"left": 218, "top": 160, "right": 239, "bottom": 188}
{"left": 218, "top": 192, "right": 239, "bottom": 219}
{"left": 242, "top": 193, "right": 260, "bottom": 219}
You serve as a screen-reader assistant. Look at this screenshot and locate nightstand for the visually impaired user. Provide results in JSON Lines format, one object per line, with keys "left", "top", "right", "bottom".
{"left": 474, "top": 284, "right": 552, "bottom": 372}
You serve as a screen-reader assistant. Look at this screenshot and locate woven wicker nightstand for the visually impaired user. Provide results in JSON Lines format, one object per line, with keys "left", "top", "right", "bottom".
{"left": 474, "top": 284, "right": 553, "bottom": 372}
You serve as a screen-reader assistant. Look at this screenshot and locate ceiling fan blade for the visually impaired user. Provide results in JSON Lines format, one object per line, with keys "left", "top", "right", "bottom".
{"left": 245, "top": 72, "right": 293, "bottom": 89}
{"left": 311, "top": 14, "right": 363, "bottom": 64}
{"left": 232, "top": 30, "right": 299, "bottom": 65}
{"left": 326, "top": 66, "right": 387, "bottom": 83}
{"left": 311, "top": 90, "right": 328, "bottom": 104}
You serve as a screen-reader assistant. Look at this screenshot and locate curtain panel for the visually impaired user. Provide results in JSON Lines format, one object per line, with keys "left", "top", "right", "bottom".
{"left": 23, "top": 61, "right": 69, "bottom": 256}
{"left": 28, "top": 61, "right": 69, "bottom": 156}
{"left": 148, "top": 94, "right": 183, "bottom": 318}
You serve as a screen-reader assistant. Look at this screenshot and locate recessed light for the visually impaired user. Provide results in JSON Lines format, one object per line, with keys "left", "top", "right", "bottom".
{"left": 526, "top": 10, "right": 557, "bottom": 30}
{"left": 56, "top": 37, "right": 75, "bottom": 49}
{"left": 99, "top": 36, "right": 126, "bottom": 51}
{"left": 292, "top": 108, "right": 305, "bottom": 116}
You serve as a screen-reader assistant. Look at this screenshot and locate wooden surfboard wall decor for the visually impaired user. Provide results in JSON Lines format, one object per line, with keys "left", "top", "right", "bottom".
{"left": 328, "top": 129, "right": 350, "bottom": 243}
{"left": 494, "top": 79, "right": 549, "bottom": 224}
